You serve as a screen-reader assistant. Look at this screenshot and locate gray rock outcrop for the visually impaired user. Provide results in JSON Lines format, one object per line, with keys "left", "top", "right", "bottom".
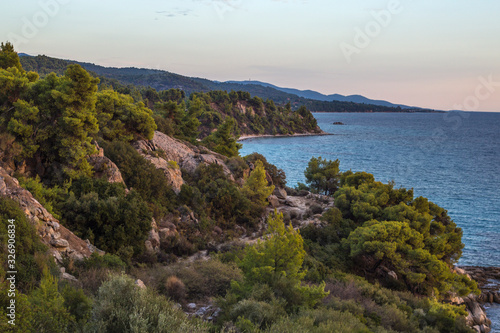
{"left": 0, "top": 167, "right": 96, "bottom": 262}
{"left": 133, "top": 131, "right": 233, "bottom": 183}
{"left": 87, "top": 154, "right": 125, "bottom": 185}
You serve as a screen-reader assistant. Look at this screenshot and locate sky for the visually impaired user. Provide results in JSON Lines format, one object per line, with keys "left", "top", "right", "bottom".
{"left": 1, "top": 0, "right": 499, "bottom": 111}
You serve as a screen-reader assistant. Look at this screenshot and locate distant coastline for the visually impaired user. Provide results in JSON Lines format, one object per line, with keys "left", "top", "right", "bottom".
{"left": 238, "top": 132, "right": 333, "bottom": 142}
{"left": 311, "top": 110, "right": 446, "bottom": 113}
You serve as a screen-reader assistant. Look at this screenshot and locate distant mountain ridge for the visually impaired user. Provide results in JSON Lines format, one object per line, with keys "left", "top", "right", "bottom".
{"left": 19, "top": 53, "right": 437, "bottom": 113}
{"left": 226, "top": 80, "right": 419, "bottom": 109}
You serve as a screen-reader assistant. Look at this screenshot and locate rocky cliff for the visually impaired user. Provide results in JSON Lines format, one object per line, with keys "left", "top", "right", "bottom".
{"left": 0, "top": 167, "right": 97, "bottom": 263}
{"left": 449, "top": 266, "right": 500, "bottom": 333}
{"left": 133, "top": 131, "right": 233, "bottom": 193}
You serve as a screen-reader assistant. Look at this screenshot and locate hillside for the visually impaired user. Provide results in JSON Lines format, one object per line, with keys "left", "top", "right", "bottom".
{"left": 1, "top": 43, "right": 489, "bottom": 333}
{"left": 18, "top": 54, "right": 438, "bottom": 113}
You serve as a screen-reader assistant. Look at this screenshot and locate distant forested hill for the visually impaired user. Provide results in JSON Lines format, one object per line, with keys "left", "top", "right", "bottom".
{"left": 20, "top": 54, "right": 437, "bottom": 113}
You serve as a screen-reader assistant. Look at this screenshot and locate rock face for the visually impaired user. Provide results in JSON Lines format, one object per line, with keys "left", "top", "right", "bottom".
{"left": 133, "top": 131, "right": 233, "bottom": 184}
{"left": 0, "top": 167, "right": 96, "bottom": 262}
{"left": 450, "top": 266, "right": 500, "bottom": 333}
{"left": 87, "top": 155, "right": 125, "bottom": 184}
{"left": 266, "top": 189, "right": 335, "bottom": 227}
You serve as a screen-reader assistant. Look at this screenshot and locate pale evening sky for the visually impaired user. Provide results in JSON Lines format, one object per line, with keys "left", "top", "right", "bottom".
{"left": 1, "top": 0, "right": 499, "bottom": 111}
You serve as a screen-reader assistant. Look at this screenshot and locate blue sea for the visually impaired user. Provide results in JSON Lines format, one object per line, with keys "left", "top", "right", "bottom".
{"left": 240, "top": 112, "right": 500, "bottom": 331}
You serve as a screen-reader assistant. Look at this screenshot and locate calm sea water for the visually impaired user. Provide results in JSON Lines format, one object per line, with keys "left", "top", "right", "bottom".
{"left": 240, "top": 112, "right": 500, "bottom": 331}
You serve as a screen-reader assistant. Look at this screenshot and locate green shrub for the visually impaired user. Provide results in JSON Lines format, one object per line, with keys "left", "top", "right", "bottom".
{"left": 164, "top": 259, "right": 242, "bottom": 301}
{"left": 100, "top": 140, "right": 176, "bottom": 218}
{"left": 60, "top": 282, "right": 92, "bottom": 329}
{"left": 87, "top": 274, "right": 209, "bottom": 332}
{"left": 77, "top": 252, "right": 126, "bottom": 272}
{"left": 28, "top": 269, "right": 74, "bottom": 333}
{"left": 168, "top": 160, "right": 179, "bottom": 169}
{"left": 230, "top": 299, "right": 287, "bottom": 330}
{"left": 17, "top": 175, "right": 67, "bottom": 219}
{"left": 264, "top": 308, "right": 371, "bottom": 333}
{"left": 61, "top": 177, "right": 152, "bottom": 255}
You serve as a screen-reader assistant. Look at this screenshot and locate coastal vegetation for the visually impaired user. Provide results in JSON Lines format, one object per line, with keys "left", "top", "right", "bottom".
{"left": 0, "top": 43, "right": 479, "bottom": 332}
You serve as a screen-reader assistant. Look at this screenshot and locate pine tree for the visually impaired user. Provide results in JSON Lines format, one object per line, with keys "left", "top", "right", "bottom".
{"left": 242, "top": 160, "right": 274, "bottom": 207}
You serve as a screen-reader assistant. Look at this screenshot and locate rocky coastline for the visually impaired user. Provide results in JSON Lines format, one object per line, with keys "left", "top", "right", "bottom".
{"left": 453, "top": 266, "right": 500, "bottom": 333}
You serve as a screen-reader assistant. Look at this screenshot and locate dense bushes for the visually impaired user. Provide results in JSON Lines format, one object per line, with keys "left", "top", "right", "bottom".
{"left": 301, "top": 158, "right": 478, "bottom": 298}
{"left": 61, "top": 177, "right": 152, "bottom": 256}
{"left": 244, "top": 152, "right": 286, "bottom": 188}
{"left": 86, "top": 274, "right": 209, "bottom": 332}
{"left": 99, "top": 140, "right": 176, "bottom": 218}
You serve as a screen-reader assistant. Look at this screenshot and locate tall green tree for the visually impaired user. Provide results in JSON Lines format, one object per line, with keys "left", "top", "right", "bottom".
{"left": 95, "top": 89, "right": 156, "bottom": 141}
{"left": 202, "top": 116, "right": 242, "bottom": 157}
{"left": 242, "top": 160, "right": 275, "bottom": 207}
{"left": 241, "top": 211, "right": 307, "bottom": 285}
{"left": 304, "top": 156, "right": 341, "bottom": 195}
{"left": 226, "top": 211, "right": 328, "bottom": 317}
{"left": 180, "top": 97, "right": 202, "bottom": 142}
{"left": 0, "top": 42, "right": 23, "bottom": 72}
{"left": 28, "top": 270, "right": 74, "bottom": 333}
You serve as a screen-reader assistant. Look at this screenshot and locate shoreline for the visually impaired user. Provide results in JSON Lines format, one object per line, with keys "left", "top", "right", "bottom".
{"left": 238, "top": 132, "right": 333, "bottom": 142}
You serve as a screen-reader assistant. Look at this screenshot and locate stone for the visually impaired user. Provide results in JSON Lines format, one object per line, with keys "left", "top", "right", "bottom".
{"left": 0, "top": 177, "right": 7, "bottom": 196}
{"left": 144, "top": 240, "right": 154, "bottom": 253}
{"left": 469, "top": 301, "right": 487, "bottom": 325}
{"left": 494, "top": 293, "right": 500, "bottom": 304}
{"left": 51, "top": 238, "right": 69, "bottom": 248}
{"left": 273, "top": 187, "right": 287, "bottom": 200}
{"left": 267, "top": 195, "right": 280, "bottom": 208}
{"left": 87, "top": 154, "right": 125, "bottom": 184}
{"left": 61, "top": 272, "right": 78, "bottom": 282}
{"left": 148, "top": 229, "right": 160, "bottom": 249}
{"left": 187, "top": 303, "right": 197, "bottom": 310}
{"left": 133, "top": 131, "right": 233, "bottom": 181}
{"left": 159, "top": 228, "right": 177, "bottom": 240}
{"left": 480, "top": 324, "right": 491, "bottom": 333}
{"left": 135, "top": 279, "right": 146, "bottom": 289}
{"left": 213, "top": 226, "right": 223, "bottom": 235}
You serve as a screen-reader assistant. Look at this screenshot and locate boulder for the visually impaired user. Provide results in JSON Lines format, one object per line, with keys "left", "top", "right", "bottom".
{"left": 468, "top": 300, "right": 488, "bottom": 326}
{"left": 87, "top": 155, "right": 125, "bottom": 184}
{"left": 61, "top": 272, "right": 78, "bottom": 282}
{"left": 159, "top": 228, "right": 177, "bottom": 240}
{"left": 51, "top": 239, "right": 69, "bottom": 248}
{"left": 148, "top": 229, "right": 160, "bottom": 251}
{"left": 267, "top": 195, "right": 280, "bottom": 208}
{"left": 273, "top": 187, "right": 287, "bottom": 200}
{"left": 136, "top": 154, "right": 184, "bottom": 194}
